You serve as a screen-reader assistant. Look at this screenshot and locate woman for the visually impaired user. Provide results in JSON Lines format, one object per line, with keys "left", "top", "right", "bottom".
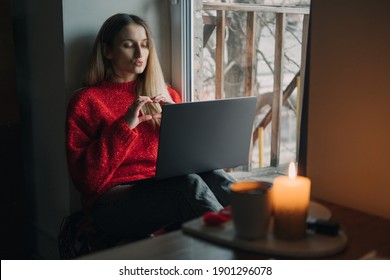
{"left": 66, "top": 14, "right": 234, "bottom": 239}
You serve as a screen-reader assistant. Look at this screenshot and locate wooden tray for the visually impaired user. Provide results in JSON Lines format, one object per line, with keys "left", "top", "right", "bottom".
{"left": 182, "top": 202, "right": 347, "bottom": 258}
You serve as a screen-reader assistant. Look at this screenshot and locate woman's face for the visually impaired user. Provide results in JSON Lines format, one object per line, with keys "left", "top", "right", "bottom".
{"left": 105, "top": 23, "right": 149, "bottom": 82}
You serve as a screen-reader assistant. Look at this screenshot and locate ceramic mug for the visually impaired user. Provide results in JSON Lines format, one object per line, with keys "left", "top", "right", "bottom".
{"left": 230, "top": 181, "right": 272, "bottom": 240}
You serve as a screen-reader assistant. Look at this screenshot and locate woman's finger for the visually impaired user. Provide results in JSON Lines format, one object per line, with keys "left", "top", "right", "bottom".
{"left": 152, "top": 94, "right": 173, "bottom": 105}
{"left": 126, "top": 97, "right": 152, "bottom": 128}
{"left": 151, "top": 113, "right": 162, "bottom": 120}
{"left": 138, "top": 114, "right": 153, "bottom": 123}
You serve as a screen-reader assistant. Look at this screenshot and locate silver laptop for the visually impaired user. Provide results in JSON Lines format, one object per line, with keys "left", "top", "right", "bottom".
{"left": 155, "top": 96, "right": 257, "bottom": 179}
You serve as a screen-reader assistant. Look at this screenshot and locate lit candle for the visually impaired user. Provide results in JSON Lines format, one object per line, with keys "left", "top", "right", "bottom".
{"left": 272, "top": 162, "right": 311, "bottom": 239}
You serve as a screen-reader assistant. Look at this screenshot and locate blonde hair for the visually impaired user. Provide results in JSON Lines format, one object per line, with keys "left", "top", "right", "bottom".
{"left": 85, "top": 13, "right": 172, "bottom": 125}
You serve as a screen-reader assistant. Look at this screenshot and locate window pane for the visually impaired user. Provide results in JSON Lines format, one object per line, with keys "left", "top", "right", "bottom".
{"left": 193, "top": 0, "right": 310, "bottom": 170}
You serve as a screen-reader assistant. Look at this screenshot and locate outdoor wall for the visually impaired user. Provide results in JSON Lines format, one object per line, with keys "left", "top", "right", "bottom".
{"left": 303, "top": 0, "right": 390, "bottom": 219}
{"left": 12, "top": 0, "right": 172, "bottom": 259}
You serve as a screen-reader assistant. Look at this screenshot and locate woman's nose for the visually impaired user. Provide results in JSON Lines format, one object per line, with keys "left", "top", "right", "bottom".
{"left": 134, "top": 44, "right": 142, "bottom": 58}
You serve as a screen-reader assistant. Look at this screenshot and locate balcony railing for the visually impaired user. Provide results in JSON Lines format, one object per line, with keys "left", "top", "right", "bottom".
{"left": 201, "top": 2, "right": 310, "bottom": 169}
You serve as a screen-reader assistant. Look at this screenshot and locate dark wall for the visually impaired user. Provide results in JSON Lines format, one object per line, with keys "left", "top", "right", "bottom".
{"left": 0, "top": 0, "right": 19, "bottom": 124}
{"left": 0, "top": 0, "right": 26, "bottom": 259}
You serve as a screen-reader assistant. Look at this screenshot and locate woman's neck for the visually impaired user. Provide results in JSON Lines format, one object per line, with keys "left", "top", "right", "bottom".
{"left": 110, "top": 74, "right": 138, "bottom": 83}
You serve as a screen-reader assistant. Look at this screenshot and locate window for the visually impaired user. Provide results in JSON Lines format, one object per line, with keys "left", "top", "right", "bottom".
{"left": 172, "top": 0, "right": 310, "bottom": 174}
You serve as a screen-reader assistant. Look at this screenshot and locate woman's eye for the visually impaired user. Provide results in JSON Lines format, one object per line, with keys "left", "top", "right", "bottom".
{"left": 142, "top": 40, "right": 149, "bottom": 48}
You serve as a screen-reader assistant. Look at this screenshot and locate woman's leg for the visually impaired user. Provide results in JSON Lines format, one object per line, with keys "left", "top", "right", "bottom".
{"left": 197, "top": 169, "right": 236, "bottom": 207}
{"left": 92, "top": 174, "right": 223, "bottom": 238}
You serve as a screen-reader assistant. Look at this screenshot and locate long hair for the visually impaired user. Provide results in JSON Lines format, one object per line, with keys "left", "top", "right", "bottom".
{"left": 85, "top": 13, "right": 172, "bottom": 126}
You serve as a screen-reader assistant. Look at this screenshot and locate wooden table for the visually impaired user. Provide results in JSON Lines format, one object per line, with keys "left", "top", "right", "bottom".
{"left": 80, "top": 199, "right": 390, "bottom": 260}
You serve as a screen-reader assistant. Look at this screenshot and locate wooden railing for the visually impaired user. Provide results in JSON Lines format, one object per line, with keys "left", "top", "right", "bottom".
{"left": 202, "top": 2, "right": 310, "bottom": 168}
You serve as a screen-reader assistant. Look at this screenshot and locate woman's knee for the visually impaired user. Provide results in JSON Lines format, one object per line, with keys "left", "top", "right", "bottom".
{"left": 183, "top": 173, "right": 203, "bottom": 185}
{"left": 181, "top": 174, "right": 210, "bottom": 194}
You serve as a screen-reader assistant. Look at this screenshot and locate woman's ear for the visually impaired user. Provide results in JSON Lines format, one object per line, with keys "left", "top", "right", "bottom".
{"left": 102, "top": 43, "right": 112, "bottom": 60}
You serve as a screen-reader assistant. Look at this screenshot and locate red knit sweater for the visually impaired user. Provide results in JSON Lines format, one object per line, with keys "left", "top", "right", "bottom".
{"left": 65, "top": 80, "right": 181, "bottom": 212}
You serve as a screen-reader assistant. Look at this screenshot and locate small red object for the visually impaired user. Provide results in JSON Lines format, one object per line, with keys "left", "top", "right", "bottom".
{"left": 203, "top": 206, "right": 232, "bottom": 226}
{"left": 219, "top": 205, "right": 232, "bottom": 218}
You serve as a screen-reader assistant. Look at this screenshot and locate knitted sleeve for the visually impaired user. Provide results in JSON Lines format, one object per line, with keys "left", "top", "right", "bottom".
{"left": 167, "top": 86, "right": 182, "bottom": 103}
{"left": 65, "top": 90, "right": 138, "bottom": 196}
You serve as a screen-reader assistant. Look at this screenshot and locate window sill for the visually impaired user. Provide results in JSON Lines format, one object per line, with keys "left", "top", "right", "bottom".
{"left": 229, "top": 163, "right": 289, "bottom": 182}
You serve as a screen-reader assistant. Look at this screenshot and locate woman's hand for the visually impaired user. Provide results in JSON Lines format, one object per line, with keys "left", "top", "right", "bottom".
{"left": 125, "top": 95, "right": 174, "bottom": 129}
{"left": 151, "top": 94, "right": 174, "bottom": 105}
{"left": 125, "top": 96, "right": 155, "bottom": 129}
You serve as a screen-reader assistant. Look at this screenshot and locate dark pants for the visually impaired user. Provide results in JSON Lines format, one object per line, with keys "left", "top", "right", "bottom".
{"left": 92, "top": 170, "right": 235, "bottom": 238}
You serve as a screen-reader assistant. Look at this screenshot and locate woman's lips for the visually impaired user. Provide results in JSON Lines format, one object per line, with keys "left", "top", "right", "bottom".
{"left": 135, "top": 59, "right": 143, "bottom": 66}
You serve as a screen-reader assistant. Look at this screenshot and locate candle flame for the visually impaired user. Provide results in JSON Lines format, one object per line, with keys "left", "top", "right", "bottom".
{"left": 288, "top": 161, "right": 297, "bottom": 179}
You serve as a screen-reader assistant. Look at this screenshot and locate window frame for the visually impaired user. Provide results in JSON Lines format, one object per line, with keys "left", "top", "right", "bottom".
{"left": 170, "top": 0, "right": 193, "bottom": 102}
{"left": 170, "top": 0, "right": 310, "bottom": 176}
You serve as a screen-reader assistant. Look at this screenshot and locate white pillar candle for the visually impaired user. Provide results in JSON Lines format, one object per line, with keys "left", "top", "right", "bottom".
{"left": 272, "top": 162, "right": 311, "bottom": 239}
